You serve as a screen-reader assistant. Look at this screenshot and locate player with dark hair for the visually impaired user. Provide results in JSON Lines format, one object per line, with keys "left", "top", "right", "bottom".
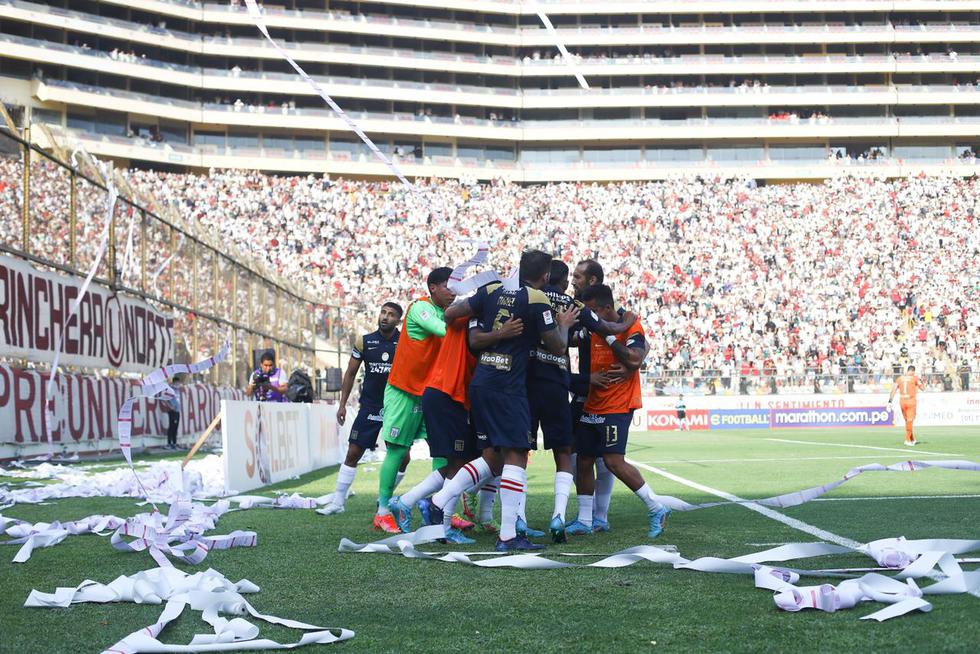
{"left": 423, "top": 249, "right": 578, "bottom": 551}
{"left": 530, "top": 257, "right": 635, "bottom": 543}
{"left": 389, "top": 305, "right": 523, "bottom": 542}
{"left": 566, "top": 284, "right": 670, "bottom": 540}
{"left": 568, "top": 258, "right": 619, "bottom": 533}
{"left": 321, "top": 301, "right": 403, "bottom": 516}
{"left": 372, "top": 267, "right": 455, "bottom": 533}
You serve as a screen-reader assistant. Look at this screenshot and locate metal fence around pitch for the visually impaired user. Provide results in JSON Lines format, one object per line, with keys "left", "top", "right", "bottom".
{"left": 0, "top": 125, "right": 338, "bottom": 388}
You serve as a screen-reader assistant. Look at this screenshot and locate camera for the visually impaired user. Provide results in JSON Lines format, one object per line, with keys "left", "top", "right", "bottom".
{"left": 252, "top": 370, "right": 272, "bottom": 386}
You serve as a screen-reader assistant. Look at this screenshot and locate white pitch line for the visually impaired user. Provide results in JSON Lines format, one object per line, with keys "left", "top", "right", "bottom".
{"left": 654, "top": 454, "right": 952, "bottom": 465}
{"left": 813, "top": 494, "right": 980, "bottom": 502}
{"left": 765, "top": 438, "right": 962, "bottom": 457}
{"left": 626, "top": 458, "right": 861, "bottom": 548}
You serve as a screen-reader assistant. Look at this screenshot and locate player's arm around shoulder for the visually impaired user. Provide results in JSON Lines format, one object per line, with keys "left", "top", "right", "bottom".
{"left": 613, "top": 325, "right": 647, "bottom": 370}
{"left": 531, "top": 288, "right": 578, "bottom": 355}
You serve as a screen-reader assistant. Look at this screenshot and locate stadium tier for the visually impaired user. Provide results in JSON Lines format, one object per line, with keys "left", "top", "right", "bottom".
{"left": 0, "top": 0, "right": 979, "bottom": 180}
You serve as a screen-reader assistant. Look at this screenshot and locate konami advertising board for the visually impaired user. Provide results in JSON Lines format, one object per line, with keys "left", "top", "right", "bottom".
{"left": 633, "top": 392, "right": 980, "bottom": 431}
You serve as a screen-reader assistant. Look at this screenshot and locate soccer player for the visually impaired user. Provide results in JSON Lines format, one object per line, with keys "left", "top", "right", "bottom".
{"left": 531, "top": 259, "right": 636, "bottom": 543}
{"left": 888, "top": 364, "right": 924, "bottom": 446}
{"left": 425, "top": 250, "right": 578, "bottom": 551}
{"left": 389, "top": 311, "right": 522, "bottom": 541}
{"left": 675, "top": 394, "right": 689, "bottom": 431}
{"left": 372, "top": 267, "right": 456, "bottom": 533}
{"left": 569, "top": 259, "right": 618, "bottom": 533}
{"left": 321, "top": 302, "right": 404, "bottom": 516}
{"left": 566, "top": 284, "right": 671, "bottom": 539}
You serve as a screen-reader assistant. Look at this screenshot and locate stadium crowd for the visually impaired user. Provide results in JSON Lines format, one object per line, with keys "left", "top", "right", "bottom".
{"left": 2, "top": 155, "right": 979, "bottom": 393}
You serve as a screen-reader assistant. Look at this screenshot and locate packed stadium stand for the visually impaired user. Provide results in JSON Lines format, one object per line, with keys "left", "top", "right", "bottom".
{"left": 0, "top": 0, "right": 978, "bottom": 180}
{"left": 1, "top": 1, "right": 979, "bottom": 394}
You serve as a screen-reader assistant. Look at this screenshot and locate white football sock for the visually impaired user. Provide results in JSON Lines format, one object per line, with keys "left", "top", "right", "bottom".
{"left": 400, "top": 469, "right": 445, "bottom": 507}
{"left": 635, "top": 483, "right": 665, "bottom": 512}
{"left": 479, "top": 477, "right": 499, "bottom": 523}
{"left": 499, "top": 465, "right": 527, "bottom": 541}
{"left": 553, "top": 471, "right": 573, "bottom": 521}
{"left": 432, "top": 457, "right": 492, "bottom": 509}
{"left": 334, "top": 464, "right": 356, "bottom": 507}
{"left": 594, "top": 458, "right": 614, "bottom": 521}
{"left": 575, "top": 494, "right": 593, "bottom": 528}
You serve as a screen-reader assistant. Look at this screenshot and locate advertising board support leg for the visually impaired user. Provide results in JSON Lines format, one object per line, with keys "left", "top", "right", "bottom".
{"left": 182, "top": 414, "right": 221, "bottom": 469}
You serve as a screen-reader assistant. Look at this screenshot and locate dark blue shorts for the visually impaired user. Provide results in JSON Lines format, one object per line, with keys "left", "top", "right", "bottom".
{"left": 421, "top": 388, "right": 480, "bottom": 461}
{"left": 470, "top": 385, "right": 533, "bottom": 450}
{"left": 529, "top": 379, "right": 573, "bottom": 450}
{"left": 576, "top": 411, "right": 633, "bottom": 457}
{"left": 349, "top": 405, "right": 385, "bottom": 450}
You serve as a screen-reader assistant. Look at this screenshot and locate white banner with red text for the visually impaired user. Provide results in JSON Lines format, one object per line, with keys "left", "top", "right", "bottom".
{"left": 0, "top": 364, "right": 243, "bottom": 458}
{"left": 221, "top": 400, "right": 343, "bottom": 494}
{"left": 0, "top": 253, "right": 174, "bottom": 372}
{"left": 632, "top": 392, "right": 980, "bottom": 431}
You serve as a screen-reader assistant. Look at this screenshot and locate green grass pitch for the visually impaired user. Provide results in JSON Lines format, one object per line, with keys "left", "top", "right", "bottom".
{"left": 1, "top": 425, "right": 978, "bottom": 653}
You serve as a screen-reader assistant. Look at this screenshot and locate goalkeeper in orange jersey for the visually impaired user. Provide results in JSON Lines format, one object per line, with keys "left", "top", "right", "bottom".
{"left": 888, "top": 365, "right": 924, "bottom": 446}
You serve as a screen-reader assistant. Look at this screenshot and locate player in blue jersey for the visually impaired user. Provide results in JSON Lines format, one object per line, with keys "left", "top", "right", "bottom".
{"left": 531, "top": 259, "right": 635, "bottom": 543}
{"left": 321, "top": 302, "right": 405, "bottom": 515}
{"left": 424, "top": 250, "right": 578, "bottom": 551}
{"left": 568, "top": 259, "right": 622, "bottom": 533}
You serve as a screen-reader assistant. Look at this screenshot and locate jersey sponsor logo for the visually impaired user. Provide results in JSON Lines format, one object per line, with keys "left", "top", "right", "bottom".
{"left": 366, "top": 411, "right": 384, "bottom": 422}
{"left": 479, "top": 351, "right": 513, "bottom": 371}
{"left": 476, "top": 431, "right": 488, "bottom": 442}
{"left": 532, "top": 348, "right": 569, "bottom": 369}
{"left": 579, "top": 413, "right": 605, "bottom": 425}
{"left": 367, "top": 362, "right": 392, "bottom": 374}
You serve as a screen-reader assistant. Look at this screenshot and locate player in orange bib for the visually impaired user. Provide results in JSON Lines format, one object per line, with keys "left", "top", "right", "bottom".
{"left": 888, "top": 364, "right": 924, "bottom": 446}
{"left": 565, "top": 284, "right": 671, "bottom": 540}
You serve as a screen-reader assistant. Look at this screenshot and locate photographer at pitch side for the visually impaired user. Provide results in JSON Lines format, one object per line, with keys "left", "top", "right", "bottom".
{"left": 246, "top": 352, "right": 289, "bottom": 402}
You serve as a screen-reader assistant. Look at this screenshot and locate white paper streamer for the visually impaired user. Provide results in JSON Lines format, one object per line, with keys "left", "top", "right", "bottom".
{"left": 24, "top": 566, "right": 354, "bottom": 652}
{"left": 530, "top": 2, "right": 590, "bottom": 89}
{"left": 447, "top": 241, "right": 519, "bottom": 295}
{"left": 241, "top": 0, "right": 522, "bottom": 290}
{"left": 43, "top": 148, "right": 117, "bottom": 458}
{"left": 118, "top": 342, "right": 230, "bottom": 469}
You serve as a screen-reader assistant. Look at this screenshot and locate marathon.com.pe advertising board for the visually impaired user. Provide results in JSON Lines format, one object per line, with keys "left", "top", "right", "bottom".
{"left": 636, "top": 392, "right": 980, "bottom": 431}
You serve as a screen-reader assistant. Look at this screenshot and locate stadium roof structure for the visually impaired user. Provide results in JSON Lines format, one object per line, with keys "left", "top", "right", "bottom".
{"left": 0, "top": 0, "right": 978, "bottom": 180}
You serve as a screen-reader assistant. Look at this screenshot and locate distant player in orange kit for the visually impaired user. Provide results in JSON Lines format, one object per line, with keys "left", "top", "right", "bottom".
{"left": 888, "top": 365, "right": 924, "bottom": 446}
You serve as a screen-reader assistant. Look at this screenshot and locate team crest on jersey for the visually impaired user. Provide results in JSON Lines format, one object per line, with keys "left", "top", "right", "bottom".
{"left": 381, "top": 352, "right": 389, "bottom": 361}
{"left": 349, "top": 430, "right": 358, "bottom": 442}
{"left": 454, "top": 439, "right": 465, "bottom": 452}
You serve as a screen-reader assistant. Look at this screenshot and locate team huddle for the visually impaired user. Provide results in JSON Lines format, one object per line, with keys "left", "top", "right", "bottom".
{"left": 322, "top": 250, "right": 670, "bottom": 551}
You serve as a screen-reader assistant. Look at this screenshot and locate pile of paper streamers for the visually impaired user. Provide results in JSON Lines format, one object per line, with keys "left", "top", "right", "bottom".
{"left": 25, "top": 567, "right": 353, "bottom": 653}
{"left": 3, "top": 486, "right": 354, "bottom": 652}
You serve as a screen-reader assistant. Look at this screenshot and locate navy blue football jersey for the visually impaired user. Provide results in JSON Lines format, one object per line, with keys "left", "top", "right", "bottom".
{"left": 352, "top": 329, "right": 399, "bottom": 409}
{"left": 530, "top": 284, "right": 605, "bottom": 387}
{"left": 468, "top": 283, "right": 556, "bottom": 396}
